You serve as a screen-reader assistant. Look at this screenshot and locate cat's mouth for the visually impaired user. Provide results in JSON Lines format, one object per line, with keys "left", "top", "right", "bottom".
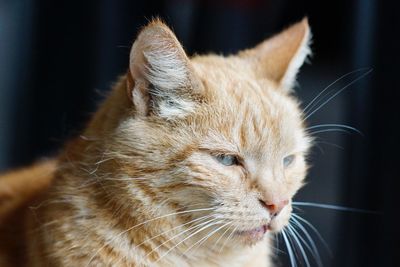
{"left": 235, "top": 224, "right": 268, "bottom": 242}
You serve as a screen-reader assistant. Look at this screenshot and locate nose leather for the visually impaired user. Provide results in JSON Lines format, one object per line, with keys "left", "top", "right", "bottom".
{"left": 259, "top": 199, "right": 289, "bottom": 216}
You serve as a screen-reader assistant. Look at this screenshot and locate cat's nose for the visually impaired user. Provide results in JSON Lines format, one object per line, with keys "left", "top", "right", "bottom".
{"left": 259, "top": 199, "right": 289, "bottom": 217}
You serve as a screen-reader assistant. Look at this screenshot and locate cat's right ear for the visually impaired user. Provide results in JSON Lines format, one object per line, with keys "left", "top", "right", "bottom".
{"left": 240, "top": 18, "right": 311, "bottom": 91}
{"left": 127, "top": 20, "right": 202, "bottom": 119}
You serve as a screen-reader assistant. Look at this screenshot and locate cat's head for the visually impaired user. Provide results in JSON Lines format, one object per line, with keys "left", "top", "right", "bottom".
{"left": 87, "top": 18, "right": 312, "bottom": 247}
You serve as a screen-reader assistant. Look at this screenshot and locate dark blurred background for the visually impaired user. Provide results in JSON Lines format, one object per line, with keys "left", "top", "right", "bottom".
{"left": 0, "top": 0, "right": 398, "bottom": 266}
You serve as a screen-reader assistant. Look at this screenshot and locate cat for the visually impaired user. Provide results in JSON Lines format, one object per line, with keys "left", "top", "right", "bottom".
{"left": 0, "top": 18, "right": 312, "bottom": 267}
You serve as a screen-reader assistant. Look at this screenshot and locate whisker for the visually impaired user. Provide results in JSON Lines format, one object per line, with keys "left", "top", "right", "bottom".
{"left": 291, "top": 214, "right": 331, "bottom": 256}
{"left": 304, "top": 68, "right": 373, "bottom": 121}
{"left": 288, "top": 223, "right": 314, "bottom": 256}
{"left": 313, "top": 139, "right": 345, "bottom": 150}
{"left": 148, "top": 217, "right": 220, "bottom": 259}
{"left": 309, "top": 129, "right": 351, "bottom": 135}
{"left": 183, "top": 221, "right": 232, "bottom": 256}
{"left": 268, "top": 234, "right": 286, "bottom": 255}
{"left": 219, "top": 225, "right": 238, "bottom": 253}
{"left": 288, "top": 224, "right": 323, "bottom": 267}
{"left": 290, "top": 217, "right": 323, "bottom": 267}
{"left": 287, "top": 224, "right": 311, "bottom": 267}
{"left": 285, "top": 226, "right": 303, "bottom": 266}
{"left": 154, "top": 219, "right": 223, "bottom": 263}
{"left": 302, "top": 68, "right": 370, "bottom": 114}
{"left": 281, "top": 229, "right": 297, "bottom": 267}
{"left": 103, "top": 177, "right": 148, "bottom": 181}
{"left": 292, "top": 201, "right": 381, "bottom": 214}
{"left": 113, "top": 214, "right": 215, "bottom": 266}
{"left": 211, "top": 222, "right": 234, "bottom": 251}
{"left": 85, "top": 206, "right": 217, "bottom": 266}
{"left": 136, "top": 214, "right": 213, "bottom": 250}
{"left": 274, "top": 233, "right": 280, "bottom": 256}
{"left": 306, "top": 124, "right": 363, "bottom": 136}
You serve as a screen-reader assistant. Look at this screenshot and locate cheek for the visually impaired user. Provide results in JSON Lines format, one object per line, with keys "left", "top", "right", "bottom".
{"left": 184, "top": 152, "right": 245, "bottom": 188}
{"left": 168, "top": 153, "right": 247, "bottom": 207}
{"left": 285, "top": 159, "right": 307, "bottom": 192}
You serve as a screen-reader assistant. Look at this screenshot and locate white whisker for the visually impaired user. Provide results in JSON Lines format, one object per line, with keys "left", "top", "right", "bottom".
{"left": 219, "top": 225, "right": 238, "bottom": 253}
{"left": 113, "top": 214, "right": 215, "bottom": 266}
{"left": 309, "top": 129, "right": 351, "bottom": 135}
{"left": 285, "top": 226, "right": 302, "bottom": 265}
{"left": 148, "top": 217, "right": 220, "bottom": 259}
{"left": 293, "top": 201, "right": 380, "bottom": 214}
{"left": 292, "top": 214, "right": 331, "bottom": 256}
{"left": 183, "top": 221, "right": 232, "bottom": 256}
{"left": 304, "top": 68, "right": 373, "bottom": 121}
{"left": 282, "top": 228, "right": 297, "bottom": 267}
{"left": 103, "top": 177, "right": 148, "bottom": 181}
{"left": 155, "top": 219, "right": 223, "bottom": 263}
{"left": 85, "top": 206, "right": 217, "bottom": 266}
{"left": 287, "top": 224, "right": 311, "bottom": 267}
{"left": 211, "top": 222, "right": 234, "bottom": 251}
{"left": 306, "top": 124, "right": 363, "bottom": 135}
{"left": 290, "top": 217, "right": 323, "bottom": 267}
{"left": 313, "top": 139, "right": 345, "bottom": 150}
{"left": 303, "top": 68, "right": 370, "bottom": 114}
{"left": 145, "top": 214, "right": 213, "bottom": 245}
{"left": 274, "top": 233, "right": 280, "bottom": 256}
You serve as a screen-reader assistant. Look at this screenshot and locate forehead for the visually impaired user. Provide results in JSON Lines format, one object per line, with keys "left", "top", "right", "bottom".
{"left": 191, "top": 56, "right": 307, "bottom": 158}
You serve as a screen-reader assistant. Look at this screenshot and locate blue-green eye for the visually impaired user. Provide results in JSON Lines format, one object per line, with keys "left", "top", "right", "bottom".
{"left": 283, "top": 155, "right": 295, "bottom": 168}
{"left": 215, "top": 154, "right": 239, "bottom": 166}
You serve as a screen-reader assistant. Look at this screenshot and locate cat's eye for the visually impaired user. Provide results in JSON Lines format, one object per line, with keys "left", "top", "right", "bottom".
{"left": 283, "top": 155, "right": 295, "bottom": 168}
{"left": 215, "top": 154, "right": 239, "bottom": 166}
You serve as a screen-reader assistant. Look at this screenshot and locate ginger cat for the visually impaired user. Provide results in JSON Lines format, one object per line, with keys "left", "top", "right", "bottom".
{"left": 0, "top": 18, "right": 311, "bottom": 267}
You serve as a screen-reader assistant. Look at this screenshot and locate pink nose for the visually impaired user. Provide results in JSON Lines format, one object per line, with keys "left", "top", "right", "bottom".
{"left": 259, "top": 199, "right": 289, "bottom": 217}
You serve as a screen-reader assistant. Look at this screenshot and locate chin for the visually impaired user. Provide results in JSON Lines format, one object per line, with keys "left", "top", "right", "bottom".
{"left": 232, "top": 224, "right": 269, "bottom": 246}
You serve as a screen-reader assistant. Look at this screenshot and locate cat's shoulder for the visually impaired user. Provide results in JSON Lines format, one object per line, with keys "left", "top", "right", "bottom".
{"left": 0, "top": 160, "right": 56, "bottom": 221}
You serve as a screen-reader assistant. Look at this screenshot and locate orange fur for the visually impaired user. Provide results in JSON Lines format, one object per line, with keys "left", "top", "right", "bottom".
{"left": 0, "top": 18, "right": 311, "bottom": 266}
{"left": 0, "top": 161, "right": 56, "bottom": 267}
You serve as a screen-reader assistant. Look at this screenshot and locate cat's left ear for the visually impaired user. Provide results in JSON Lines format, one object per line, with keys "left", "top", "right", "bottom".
{"left": 240, "top": 18, "right": 311, "bottom": 90}
{"left": 127, "top": 19, "right": 202, "bottom": 119}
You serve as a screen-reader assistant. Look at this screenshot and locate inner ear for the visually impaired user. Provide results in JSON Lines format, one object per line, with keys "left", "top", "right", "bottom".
{"left": 240, "top": 18, "right": 311, "bottom": 90}
{"left": 127, "top": 19, "right": 202, "bottom": 119}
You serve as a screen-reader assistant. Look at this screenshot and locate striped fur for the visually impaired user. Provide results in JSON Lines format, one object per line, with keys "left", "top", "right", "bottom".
{"left": 0, "top": 18, "right": 311, "bottom": 266}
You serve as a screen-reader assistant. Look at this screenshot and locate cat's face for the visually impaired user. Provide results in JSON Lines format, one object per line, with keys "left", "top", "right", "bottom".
{"left": 171, "top": 57, "right": 310, "bottom": 243}
{"left": 100, "top": 19, "right": 311, "bottom": 247}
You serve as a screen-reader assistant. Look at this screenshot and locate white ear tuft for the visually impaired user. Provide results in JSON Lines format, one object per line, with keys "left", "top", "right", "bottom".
{"left": 157, "top": 98, "right": 196, "bottom": 118}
